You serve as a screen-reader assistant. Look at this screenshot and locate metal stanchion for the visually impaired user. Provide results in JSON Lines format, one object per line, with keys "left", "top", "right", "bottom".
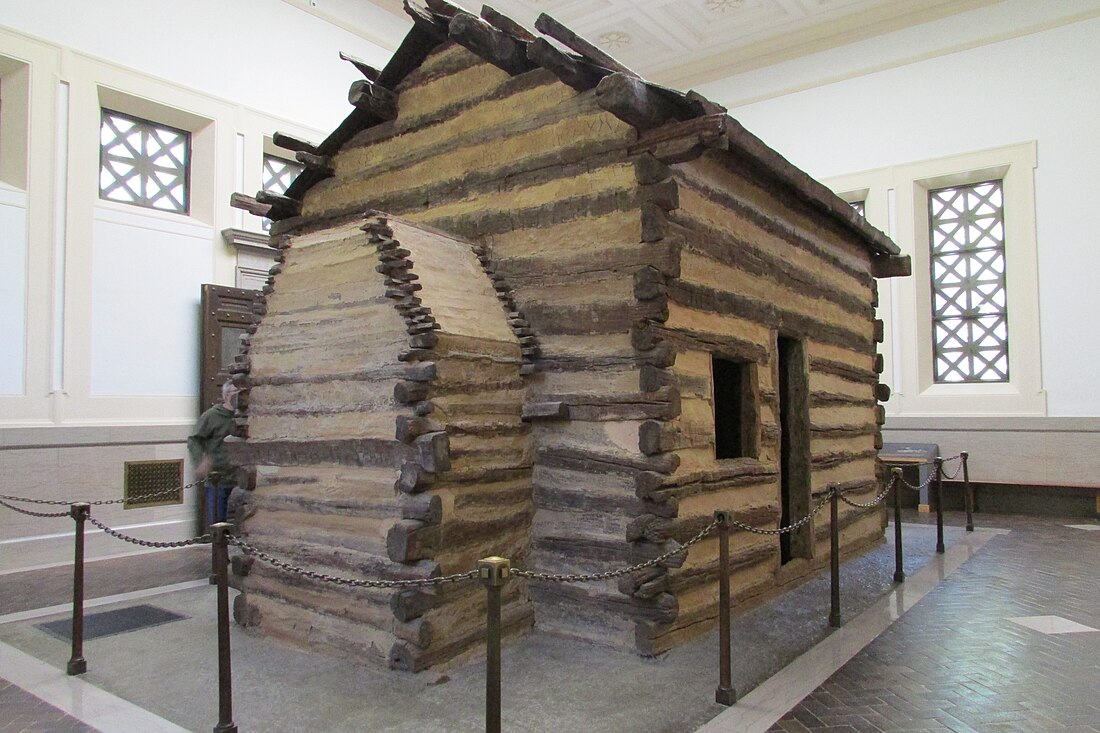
{"left": 934, "top": 457, "right": 945, "bottom": 553}
{"left": 891, "top": 469, "right": 905, "bottom": 583}
{"left": 829, "top": 487, "right": 841, "bottom": 628}
{"left": 714, "top": 511, "right": 735, "bottom": 706}
{"left": 211, "top": 522, "right": 238, "bottom": 733}
{"left": 962, "top": 451, "right": 974, "bottom": 532}
{"left": 479, "top": 556, "right": 510, "bottom": 733}
{"left": 67, "top": 503, "right": 90, "bottom": 676}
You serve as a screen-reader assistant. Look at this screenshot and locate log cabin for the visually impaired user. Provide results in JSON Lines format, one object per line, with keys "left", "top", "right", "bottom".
{"left": 228, "top": 0, "right": 911, "bottom": 672}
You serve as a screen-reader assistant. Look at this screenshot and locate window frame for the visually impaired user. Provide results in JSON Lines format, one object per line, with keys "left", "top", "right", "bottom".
{"left": 98, "top": 108, "right": 192, "bottom": 214}
{"left": 825, "top": 142, "right": 1045, "bottom": 417}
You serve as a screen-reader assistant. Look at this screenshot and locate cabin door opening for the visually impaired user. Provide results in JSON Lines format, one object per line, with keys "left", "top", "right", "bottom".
{"left": 778, "top": 336, "right": 812, "bottom": 564}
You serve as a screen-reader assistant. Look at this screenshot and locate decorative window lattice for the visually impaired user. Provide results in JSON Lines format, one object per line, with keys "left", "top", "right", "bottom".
{"left": 261, "top": 154, "right": 303, "bottom": 230}
{"left": 99, "top": 110, "right": 190, "bottom": 213}
{"left": 928, "top": 179, "right": 1009, "bottom": 383}
{"left": 849, "top": 200, "right": 866, "bottom": 217}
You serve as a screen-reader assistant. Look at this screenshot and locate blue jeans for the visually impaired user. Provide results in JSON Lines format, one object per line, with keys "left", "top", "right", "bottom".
{"left": 204, "top": 478, "right": 233, "bottom": 527}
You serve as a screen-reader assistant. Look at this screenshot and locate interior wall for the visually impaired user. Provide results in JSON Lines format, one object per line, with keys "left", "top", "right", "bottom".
{"left": 697, "top": 10, "right": 1100, "bottom": 488}
{"left": 0, "top": 0, "right": 396, "bottom": 570}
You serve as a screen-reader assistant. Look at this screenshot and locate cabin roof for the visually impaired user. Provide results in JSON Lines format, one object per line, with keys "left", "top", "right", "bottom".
{"left": 263, "top": 0, "right": 900, "bottom": 259}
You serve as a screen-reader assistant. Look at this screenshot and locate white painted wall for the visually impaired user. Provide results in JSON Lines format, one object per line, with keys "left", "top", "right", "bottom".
{"left": 1, "top": 0, "right": 397, "bottom": 132}
{"left": 0, "top": 188, "right": 27, "bottom": 395}
{"left": 703, "top": 14, "right": 1100, "bottom": 418}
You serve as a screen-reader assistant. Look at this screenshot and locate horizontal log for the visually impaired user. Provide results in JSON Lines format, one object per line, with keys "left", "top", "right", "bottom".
{"left": 229, "top": 192, "right": 271, "bottom": 217}
{"left": 522, "top": 401, "right": 568, "bottom": 421}
{"left": 295, "top": 151, "right": 334, "bottom": 177}
{"left": 389, "top": 599, "right": 533, "bottom": 672}
{"left": 639, "top": 419, "right": 679, "bottom": 456}
{"left": 596, "top": 73, "right": 698, "bottom": 132}
{"left": 398, "top": 493, "right": 441, "bottom": 526}
{"left": 525, "top": 37, "right": 606, "bottom": 92}
{"left": 386, "top": 519, "right": 440, "bottom": 563}
{"left": 448, "top": 12, "right": 534, "bottom": 76}
{"left": 254, "top": 191, "right": 302, "bottom": 219}
{"left": 634, "top": 265, "right": 666, "bottom": 301}
{"left": 872, "top": 254, "right": 912, "bottom": 278}
{"left": 231, "top": 438, "right": 403, "bottom": 468}
{"left": 533, "top": 13, "right": 636, "bottom": 77}
{"left": 414, "top": 431, "right": 451, "bottom": 473}
{"left": 875, "top": 382, "right": 892, "bottom": 402}
{"left": 338, "top": 50, "right": 381, "bottom": 81}
{"left": 641, "top": 203, "right": 669, "bottom": 242}
{"left": 639, "top": 179, "right": 679, "bottom": 211}
{"left": 271, "top": 131, "right": 319, "bottom": 156}
{"left": 626, "top": 514, "right": 674, "bottom": 543}
{"left": 646, "top": 460, "right": 778, "bottom": 501}
{"left": 396, "top": 415, "right": 444, "bottom": 443}
{"left": 394, "top": 381, "right": 430, "bottom": 404}
{"left": 348, "top": 79, "right": 397, "bottom": 120}
{"left": 873, "top": 319, "right": 885, "bottom": 343}
{"left": 634, "top": 153, "right": 672, "bottom": 185}
{"left": 480, "top": 5, "right": 535, "bottom": 41}
{"left": 668, "top": 281, "right": 874, "bottom": 354}
{"left": 812, "top": 449, "right": 878, "bottom": 470}
{"left": 538, "top": 445, "right": 679, "bottom": 476}
{"left": 810, "top": 357, "right": 878, "bottom": 385}
{"left": 395, "top": 462, "right": 436, "bottom": 494}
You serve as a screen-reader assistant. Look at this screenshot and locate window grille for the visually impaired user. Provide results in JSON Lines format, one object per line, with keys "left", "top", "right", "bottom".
{"left": 261, "top": 154, "right": 303, "bottom": 230}
{"left": 99, "top": 110, "right": 190, "bottom": 213}
{"left": 928, "top": 179, "right": 1009, "bottom": 383}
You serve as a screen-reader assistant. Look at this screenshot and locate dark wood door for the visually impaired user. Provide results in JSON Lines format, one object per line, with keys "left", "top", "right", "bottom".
{"left": 199, "top": 284, "right": 261, "bottom": 411}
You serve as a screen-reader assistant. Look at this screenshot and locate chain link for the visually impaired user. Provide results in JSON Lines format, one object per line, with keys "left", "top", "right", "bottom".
{"left": 837, "top": 482, "right": 893, "bottom": 509}
{"left": 896, "top": 471, "right": 936, "bottom": 492}
{"left": 939, "top": 455, "right": 964, "bottom": 481}
{"left": 86, "top": 515, "right": 210, "bottom": 549}
{"left": 0, "top": 498, "right": 71, "bottom": 518}
{"left": 231, "top": 536, "right": 479, "bottom": 588}
{"left": 513, "top": 518, "right": 720, "bottom": 583}
{"left": 0, "top": 482, "right": 201, "bottom": 507}
{"left": 725, "top": 489, "right": 834, "bottom": 536}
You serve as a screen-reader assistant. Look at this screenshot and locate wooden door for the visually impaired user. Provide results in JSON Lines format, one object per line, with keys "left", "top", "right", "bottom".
{"left": 199, "top": 284, "right": 262, "bottom": 411}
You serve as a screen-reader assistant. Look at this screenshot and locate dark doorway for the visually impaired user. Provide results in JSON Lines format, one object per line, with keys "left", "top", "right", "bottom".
{"left": 778, "top": 336, "right": 812, "bottom": 564}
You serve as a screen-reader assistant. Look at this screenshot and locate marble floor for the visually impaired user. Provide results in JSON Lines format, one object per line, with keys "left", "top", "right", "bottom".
{"left": 0, "top": 513, "right": 1095, "bottom": 732}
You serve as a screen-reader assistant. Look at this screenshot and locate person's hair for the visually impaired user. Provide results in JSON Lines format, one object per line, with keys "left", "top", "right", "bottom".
{"left": 221, "top": 381, "right": 238, "bottom": 400}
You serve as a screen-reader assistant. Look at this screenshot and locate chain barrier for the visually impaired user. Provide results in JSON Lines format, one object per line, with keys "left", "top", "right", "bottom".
{"left": 85, "top": 515, "right": 210, "bottom": 549}
{"left": 836, "top": 482, "right": 893, "bottom": 509}
{"left": 939, "top": 455, "right": 965, "bottom": 480}
{"left": 0, "top": 482, "right": 202, "bottom": 508}
{"left": 231, "top": 536, "right": 479, "bottom": 588}
{"left": 0, "top": 497, "right": 71, "bottom": 518}
{"left": 725, "top": 489, "right": 834, "bottom": 537}
{"left": 512, "top": 518, "right": 721, "bottom": 583}
{"left": 896, "top": 471, "right": 936, "bottom": 492}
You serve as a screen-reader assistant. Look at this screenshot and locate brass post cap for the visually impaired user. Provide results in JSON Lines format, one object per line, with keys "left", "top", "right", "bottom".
{"left": 478, "top": 556, "right": 511, "bottom": 586}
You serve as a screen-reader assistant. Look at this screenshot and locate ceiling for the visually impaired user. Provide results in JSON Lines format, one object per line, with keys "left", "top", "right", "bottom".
{"left": 298, "top": 0, "right": 1000, "bottom": 87}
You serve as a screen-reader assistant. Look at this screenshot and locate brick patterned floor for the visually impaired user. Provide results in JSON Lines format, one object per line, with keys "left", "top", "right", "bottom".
{"left": 0, "top": 678, "right": 99, "bottom": 733}
{"left": 767, "top": 516, "right": 1100, "bottom": 733}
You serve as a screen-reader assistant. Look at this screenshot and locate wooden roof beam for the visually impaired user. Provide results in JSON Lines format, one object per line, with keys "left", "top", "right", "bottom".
{"left": 448, "top": 11, "right": 535, "bottom": 76}
{"left": 527, "top": 38, "right": 609, "bottom": 91}
{"left": 229, "top": 193, "right": 271, "bottom": 218}
{"left": 480, "top": 5, "right": 536, "bottom": 42}
{"left": 348, "top": 79, "right": 398, "bottom": 121}
{"left": 271, "top": 132, "right": 319, "bottom": 156}
{"left": 595, "top": 73, "right": 702, "bottom": 131}
{"left": 534, "top": 13, "right": 638, "bottom": 78}
{"left": 338, "top": 51, "right": 381, "bottom": 82}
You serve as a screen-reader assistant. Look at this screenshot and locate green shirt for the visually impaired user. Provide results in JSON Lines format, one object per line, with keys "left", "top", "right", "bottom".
{"left": 187, "top": 405, "right": 236, "bottom": 478}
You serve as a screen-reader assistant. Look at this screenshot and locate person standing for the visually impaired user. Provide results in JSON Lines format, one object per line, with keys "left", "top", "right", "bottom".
{"left": 188, "top": 381, "right": 240, "bottom": 529}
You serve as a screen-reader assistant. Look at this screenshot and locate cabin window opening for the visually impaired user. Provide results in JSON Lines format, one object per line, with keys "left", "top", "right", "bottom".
{"left": 712, "top": 356, "right": 756, "bottom": 460}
